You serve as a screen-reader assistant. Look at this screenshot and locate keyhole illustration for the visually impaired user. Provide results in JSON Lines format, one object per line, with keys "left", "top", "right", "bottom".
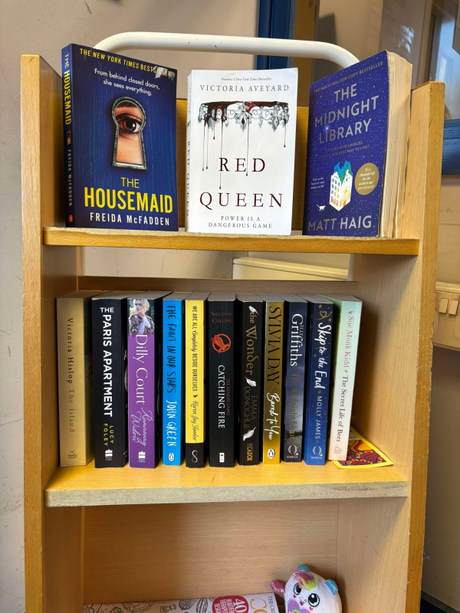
{"left": 112, "top": 97, "right": 147, "bottom": 170}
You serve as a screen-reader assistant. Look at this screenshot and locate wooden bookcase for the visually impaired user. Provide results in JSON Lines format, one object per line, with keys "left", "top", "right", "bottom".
{"left": 21, "top": 54, "right": 444, "bottom": 613}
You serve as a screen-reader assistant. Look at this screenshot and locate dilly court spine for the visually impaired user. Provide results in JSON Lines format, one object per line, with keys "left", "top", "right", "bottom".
{"left": 61, "top": 45, "right": 75, "bottom": 227}
{"left": 163, "top": 293, "right": 189, "bottom": 466}
{"left": 185, "top": 293, "right": 209, "bottom": 467}
{"left": 259, "top": 294, "right": 284, "bottom": 465}
{"left": 302, "top": 295, "right": 334, "bottom": 465}
{"left": 92, "top": 294, "right": 128, "bottom": 468}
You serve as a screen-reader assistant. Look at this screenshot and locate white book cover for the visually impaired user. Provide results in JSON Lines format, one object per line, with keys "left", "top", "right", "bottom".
{"left": 326, "top": 296, "right": 362, "bottom": 461}
{"left": 187, "top": 68, "right": 298, "bottom": 235}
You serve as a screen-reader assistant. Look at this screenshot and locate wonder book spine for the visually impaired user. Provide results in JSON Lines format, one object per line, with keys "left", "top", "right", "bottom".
{"left": 327, "top": 299, "right": 362, "bottom": 461}
{"left": 127, "top": 298, "right": 157, "bottom": 468}
{"left": 262, "top": 300, "right": 284, "bottom": 464}
{"left": 283, "top": 300, "right": 308, "bottom": 462}
{"left": 185, "top": 299, "right": 206, "bottom": 467}
{"left": 92, "top": 298, "right": 128, "bottom": 468}
{"left": 208, "top": 299, "right": 235, "bottom": 467}
{"left": 238, "top": 300, "right": 263, "bottom": 465}
{"left": 61, "top": 45, "right": 75, "bottom": 226}
{"left": 163, "top": 299, "right": 184, "bottom": 466}
{"left": 57, "top": 297, "right": 93, "bottom": 466}
{"left": 304, "top": 301, "right": 334, "bottom": 465}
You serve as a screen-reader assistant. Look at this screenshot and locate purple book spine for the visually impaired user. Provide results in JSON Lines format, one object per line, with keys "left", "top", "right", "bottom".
{"left": 128, "top": 306, "right": 156, "bottom": 468}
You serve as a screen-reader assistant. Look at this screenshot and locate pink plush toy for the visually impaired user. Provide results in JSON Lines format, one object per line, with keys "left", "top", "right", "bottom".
{"left": 271, "top": 565, "right": 341, "bottom": 613}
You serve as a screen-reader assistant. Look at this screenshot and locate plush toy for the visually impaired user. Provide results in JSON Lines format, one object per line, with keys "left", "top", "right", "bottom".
{"left": 271, "top": 565, "right": 342, "bottom": 613}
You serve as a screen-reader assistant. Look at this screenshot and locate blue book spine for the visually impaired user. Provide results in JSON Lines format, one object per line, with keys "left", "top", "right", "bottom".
{"left": 162, "top": 299, "right": 184, "bottom": 465}
{"left": 304, "top": 302, "right": 334, "bottom": 465}
{"left": 61, "top": 45, "right": 75, "bottom": 226}
{"left": 283, "top": 300, "right": 308, "bottom": 462}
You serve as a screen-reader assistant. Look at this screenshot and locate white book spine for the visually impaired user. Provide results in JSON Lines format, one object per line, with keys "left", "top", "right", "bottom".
{"left": 186, "top": 72, "right": 192, "bottom": 231}
{"left": 327, "top": 301, "right": 362, "bottom": 461}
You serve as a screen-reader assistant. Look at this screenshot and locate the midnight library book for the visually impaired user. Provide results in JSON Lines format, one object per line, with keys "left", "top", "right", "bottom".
{"left": 259, "top": 294, "right": 284, "bottom": 464}
{"left": 92, "top": 293, "right": 128, "bottom": 468}
{"left": 185, "top": 293, "right": 209, "bottom": 468}
{"left": 301, "top": 295, "right": 334, "bottom": 466}
{"left": 187, "top": 68, "right": 298, "bottom": 235}
{"left": 127, "top": 292, "right": 169, "bottom": 468}
{"left": 236, "top": 294, "right": 264, "bottom": 465}
{"left": 303, "top": 51, "right": 411, "bottom": 238}
{"left": 281, "top": 295, "right": 308, "bottom": 462}
{"left": 62, "top": 44, "right": 178, "bottom": 230}
{"left": 162, "top": 292, "right": 190, "bottom": 466}
{"left": 207, "top": 293, "right": 235, "bottom": 467}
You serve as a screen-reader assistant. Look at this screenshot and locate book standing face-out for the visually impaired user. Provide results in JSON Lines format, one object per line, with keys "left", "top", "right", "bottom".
{"left": 303, "top": 50, "right": 411, "bottom": 238}
{"left": 187, "top": 68, "right": 298, "bottom": 235}
{"left": 62, "top": 44, "right": 178, "bottom": 231}
{"left": 185, "top": 293, "right": 209, "bottom": 467}
{"left": 127, "top": 292, "right": 169, "bottom": 468}
{"left": 92, "top": 293, "right": 129, "bottom": 468}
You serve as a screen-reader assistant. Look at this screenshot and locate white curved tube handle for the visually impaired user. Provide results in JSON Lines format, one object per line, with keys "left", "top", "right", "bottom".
{"left": 95, "top": 32, "right": 358, "bottom": 69}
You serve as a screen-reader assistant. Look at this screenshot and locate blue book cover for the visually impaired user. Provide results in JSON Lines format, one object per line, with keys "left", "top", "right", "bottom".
{"left": 282, "top": 296, "right": 308, "bottom": 462}
{"left": 302, "top": 296, "right": 334, "bottom": 465}
{"left": 162, "top": 293, "right": 188, "bottom": 465}
{"left": 62, "top": 44, "right": 178, "bottom": 231}
{"left": 303, "top": 51, "right": 390, "bottom": 237}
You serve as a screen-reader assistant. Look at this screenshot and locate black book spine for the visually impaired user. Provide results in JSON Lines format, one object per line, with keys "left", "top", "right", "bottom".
{"left": 238, "top": 301, "right": 263, "bottom": 465}
{"left": 207, "top": 300, "right": 235, "bottom": 467}
{"left": 282, "top": 301, "right": 308, "bottom": 462}
{"left": 92, "top": 298, "right": 128, "bottom": 468}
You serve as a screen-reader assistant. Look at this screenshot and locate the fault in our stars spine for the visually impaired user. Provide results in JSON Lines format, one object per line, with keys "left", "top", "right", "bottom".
{"left": 61, "top": 43, "right": 178, "bottom": 231}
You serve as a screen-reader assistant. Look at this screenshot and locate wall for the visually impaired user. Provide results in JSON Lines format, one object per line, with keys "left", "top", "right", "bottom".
{"left": 0, "top": 3, "right": 257, "bottom": 612}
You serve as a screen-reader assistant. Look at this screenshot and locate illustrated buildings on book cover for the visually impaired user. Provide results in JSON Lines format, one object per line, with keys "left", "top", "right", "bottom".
{"left": 325, "top": 295, "right": 362, "bottom": 461}
{"left": 303, "top": 51, "right": 411, "bottom": 237}
{"left": 62, "top": 44, "right": 178, "bottom": 230}
{"left": 207, "top": 293, "right": 235, "bottom": 467}
{"left": 56, "top": 290, "right": 101, "bottom": 467}
{"left": 236, "top": 294, "right": 264, "bottom": 465}
{"left": 187, "top": 68, "right": 298, "bottom": 235}
{"left": 301, "top": 295, "right": 334, "bottom": 466}
{"left": 163, "top": 292, "right": 190, "bottom": 466}
{"left": 127, "top": 292, "right": 169, "bottom": 468}
{"left": 259, "top": 294, "right": 285, "bottom": 464}
{"left": 185, "top": 293, "right": 209, "bottom": 467}
{"left": 92, "top": 294, "right": 128, "bottom": 468}
{"left": 282, "top": 295, "right": 308, "bottom": 462}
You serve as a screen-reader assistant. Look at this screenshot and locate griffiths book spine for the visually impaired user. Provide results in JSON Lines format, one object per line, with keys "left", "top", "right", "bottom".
{"left": 163, "top": 299, "right": 184, "bottom": 466}
{"left": 208, "top": 300, "right": 235, "bottom": 467}
{"left": 304, "top": 301, "right": 334, "bottom": 465}
{"left": 238, "top": 301, "right": 263, "bottom": 465}
{"left": 185, "top": 298, "right": 206, "bottom": 467}
{"left": 61, "top": 45, "right": 75, "bottom": 227}
{"left": 283, "top": 301, "right": 308, "bottom": 462}
{"left": 92, "top": 298, "right": 128, "bottom": 468}
{"left": 262, "top": 300, "right": 284, "bottom": 464}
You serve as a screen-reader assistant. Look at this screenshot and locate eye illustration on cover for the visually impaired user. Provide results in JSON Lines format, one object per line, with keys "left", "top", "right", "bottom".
{"left": 112, "top": 97, "right": 147, "bottom": 170}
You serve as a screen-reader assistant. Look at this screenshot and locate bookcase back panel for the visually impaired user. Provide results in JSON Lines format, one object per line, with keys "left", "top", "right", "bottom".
{"left": 84, "top": 501, "right": 337, "bottom": 604}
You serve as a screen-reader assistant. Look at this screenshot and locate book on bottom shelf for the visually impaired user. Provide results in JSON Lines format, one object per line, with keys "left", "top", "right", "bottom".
{"left": 258, "top": 294, "right": 285, "bottom": 464}
{"left": 236, "top": 294, "right": 264, "bottom": 465}
{"left": 162, "top": 292, "right": 190, "bottom": 466}
{"left": 301, "top": 295, "right": 334, "bottom": 465}
{"left": 56, "top": 290, "right": 102, "bottom": 467}
{"left": 207, "top": 293, "right": 235, "bottom": 467}
{"left": 92, "top": 293, "right": 129, "bottom": 468}
{"left": 127, "top": 292, "right": 170, "bottom": 468}
{"left": 185, "top": 292, "right": 209, "bottom": 467}
{"left": 281, "top": 295, "right": 309, "bottom": 462}
{"left": 325, "top": 295, "right": 362, "bottom": 461}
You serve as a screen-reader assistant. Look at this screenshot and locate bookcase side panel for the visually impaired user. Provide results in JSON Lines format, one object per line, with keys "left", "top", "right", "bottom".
{"left": 84, "top": 501, "right": 337, "bottom": 604}
{"left": 22, "top": 55, "right": 81, "bottom": 612}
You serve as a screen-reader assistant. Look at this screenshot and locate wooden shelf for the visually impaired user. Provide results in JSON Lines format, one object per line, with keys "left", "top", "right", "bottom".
{"left": 44, "top": 226, "right": 420, "bottom": 255}
{"left": 45, "top": 460, "right": 408, "bottom": 507}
